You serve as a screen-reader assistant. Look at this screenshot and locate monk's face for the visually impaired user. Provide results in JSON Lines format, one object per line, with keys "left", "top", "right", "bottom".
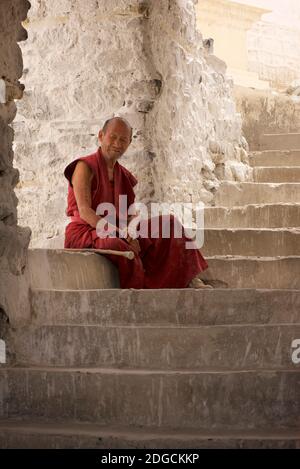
{"left": 99, "top": 120, "right": 131, "bottom": 161}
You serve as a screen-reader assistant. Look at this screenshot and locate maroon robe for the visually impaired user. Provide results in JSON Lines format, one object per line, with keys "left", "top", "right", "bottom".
{"left": 64, "top": 147, "right": 208, "bottom": 288}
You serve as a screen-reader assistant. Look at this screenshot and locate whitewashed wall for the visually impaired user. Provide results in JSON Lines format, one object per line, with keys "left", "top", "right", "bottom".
{"left": 14, "top": 0, "right": 250, "bottom": 247}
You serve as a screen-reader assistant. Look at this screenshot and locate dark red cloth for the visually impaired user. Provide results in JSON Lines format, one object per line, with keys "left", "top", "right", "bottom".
{"left": 65, "top": 147, "right": 136, "bottom": 222}
{"left": 64, "top": 147, "right": 208, "bottom": 288}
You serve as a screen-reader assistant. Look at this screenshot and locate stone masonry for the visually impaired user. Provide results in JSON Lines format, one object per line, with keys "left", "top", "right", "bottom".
{"left": 0, "top": 1, "right": 31, "bottom": 333}
{"left": 14, "top": 0, "right": 251, "bottom": 247}
{"left": 234, "top": 86, "right": 300, "bottom": 151}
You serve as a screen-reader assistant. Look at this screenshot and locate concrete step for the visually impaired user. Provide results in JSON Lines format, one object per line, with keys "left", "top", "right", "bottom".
{"left": 0, "top": 367, "right": 299, "bottom": 430}
{"left": 205, "top": 204, "right": 300, "bottom": 229}
{"left": 202, "top": 228, "right": 300, "bottom": 257}
{"left": 214, "top": 182, "right": 300, "bottom": 206}
{"left": 249, "top": 151, "right": 300, "bottom": 167}
{"left": 259, "top": 133, "right": 300, "bottom": 151}
{"left": 0, "top": 420, "right": 299, "bottom": 448}
{"left": 253, "top": 167, "right": 300, "bottom": 183}
{"left": 26, "top": 249, "right": 300, "bottom": 290}
{"left": 12, "top": 324, "right": 300, "bottom": 370}
{"left": 202, "top": 256, "right": 300, "bottom": 289}
{"left": 30, "top": 289, "right": 300, "bottom": 326}
{"left": 27, "top": 248, "right": 119, "bottom": 290}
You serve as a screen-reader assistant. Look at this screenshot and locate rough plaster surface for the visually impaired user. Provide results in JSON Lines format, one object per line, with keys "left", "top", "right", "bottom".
{"left": 0, "top": 0, "right": 31, "bottom": 326}
{"left": 234, "top": 86, "right": 300, "bottom": 150}
{"left": 14, "top": 0, "right": 251, "bottom": 247}
{"left": 145, "top": 1, "right": 250, "bottom": 205}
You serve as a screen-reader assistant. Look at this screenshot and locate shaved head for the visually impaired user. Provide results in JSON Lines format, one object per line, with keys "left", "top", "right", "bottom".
{"left": 102, "top": 117, "right": 133, "bottom": 141}
{"left": 98, "top": 116, "right": 132, "bottom": 161}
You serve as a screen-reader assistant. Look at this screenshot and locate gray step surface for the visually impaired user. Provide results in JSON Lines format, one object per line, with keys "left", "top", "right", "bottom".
{"left": 27, "top": 249, "right": 119, "bottom": 290}
{"left": 29, "top": 249, "right": 300, "bottom": 290}
{"left": 12, "top": 324, "right": 300, "bottom": 370}
{"left": 0, "top": 420, "right": 299, "bottom": 448}
{"left": 26, "top": 250, "right": 300, "bottom": 290}
{"left": 249, "top": 151, "right": 300, "bottom": 167}
{"left": 0, "top": 367, "right": 299, "bottom": 430}
{"left": 259, "top": 133, "right": 300, "bottom": 151}
{"left": 204, "top": 204, "right": 300, "bottom": 229}
{"left": 30, "top": 288, "right": 300, "bottom": 326}
{"left": 202, "top": 228, "right": 300, "bottom": 257}
{"left": 202, "top": 256, "right": 300, "bottom": 290}
{"left": 214, "top": 182, "right": 300, "bottom": 206}
{"left": 253, "top": 167, "right": 300, "bottom": 183}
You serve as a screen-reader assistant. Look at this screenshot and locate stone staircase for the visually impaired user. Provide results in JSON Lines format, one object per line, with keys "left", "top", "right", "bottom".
{"left": 0, "top": 133, "right": 300, "bottom": 448}
{"left": 203, "top": 132, "right": 300, "bottom": 292}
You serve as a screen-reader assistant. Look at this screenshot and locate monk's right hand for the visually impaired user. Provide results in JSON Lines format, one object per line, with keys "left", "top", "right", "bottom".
{"left": 126, "top": 236, "right": 141, "bottom": 255}
{"left": 96, "top": 219, "right": 119, "bottom": 239}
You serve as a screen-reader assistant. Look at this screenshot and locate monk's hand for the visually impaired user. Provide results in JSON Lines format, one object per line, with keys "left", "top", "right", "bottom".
{"left": 96, "top": 219, "right": 119, "bottom": 239}
{"left": 126, "top": 235, "right": 141, "bottom": 255}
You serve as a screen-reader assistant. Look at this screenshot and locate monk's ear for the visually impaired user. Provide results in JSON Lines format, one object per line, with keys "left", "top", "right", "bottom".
{"left": 98, "top": 130, "right": 104, "bottom": 143}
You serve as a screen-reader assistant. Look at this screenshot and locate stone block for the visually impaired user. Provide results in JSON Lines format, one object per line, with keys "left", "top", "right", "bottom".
{"left": 202, "top": 228, "right": 300, "bottom": 257}
{"left": 249, "top": 151, "right": 300, "bottom": 167}
{"left": 29, "top": 289, "right": 300, "bottom": 326}
{"left": 0, "top": 420, "right": 299, "bottom": 448}
{"left": 260, "top": 133, "right": 300, "bottom": 151}
{"left": 0, "top": 368, "right": 299, "bottom": 430}
{"left": 201, "top": 256, "right": 300, "bottom": 289}
{"left": 27, "top": 249, "right": 119, "bottom": 290}
{"left": 12, "top": 323, "right": 300, "bottom": 370}
{"left": 214, "top": 182, "right": 300, "bottom": 206}
{"left": 204, "top": 204, "right": 300, "bottom": 229}
{"left": 253, "top": 167, "right": 300, "bottom": 183}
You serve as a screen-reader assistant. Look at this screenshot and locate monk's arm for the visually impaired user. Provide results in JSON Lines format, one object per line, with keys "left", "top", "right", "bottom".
{"left": 72, "top": 161, "right": 101, "bottom": 228}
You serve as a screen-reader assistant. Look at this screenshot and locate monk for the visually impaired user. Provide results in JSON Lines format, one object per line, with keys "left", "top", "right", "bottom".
{"left": 64, "top": 117, "right": 212, "bottom": 289}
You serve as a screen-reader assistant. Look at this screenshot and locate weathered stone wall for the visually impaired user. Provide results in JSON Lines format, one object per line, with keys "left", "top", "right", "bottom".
{"left": 0, "top": 0, "right": 31, "bottom": 330}
{"left": 234, "top": 86, "right": 300, "bottom": 150}
{"left": 14, "top": 0, "right": 156, "bottom": 246}
{"left": 146, "top": 0, "right": 250, "bottom": 205}
{"left": 248, "top": 20, "right": 300, "bottom": 90}
{"left": 15, "top": 0, "right": 251, "bottom": 247}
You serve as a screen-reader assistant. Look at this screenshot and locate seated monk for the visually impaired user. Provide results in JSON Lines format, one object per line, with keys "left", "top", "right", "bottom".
{"left": 64, "top": 116, "right": 212, "bottom": 289}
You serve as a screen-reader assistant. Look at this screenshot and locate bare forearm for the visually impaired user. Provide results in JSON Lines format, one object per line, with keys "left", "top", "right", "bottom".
{"left": 79, "top": 206, "right": 120, "bottom": 235}
{"left": 78, "top": 206, "right": 101, "bottom": 228}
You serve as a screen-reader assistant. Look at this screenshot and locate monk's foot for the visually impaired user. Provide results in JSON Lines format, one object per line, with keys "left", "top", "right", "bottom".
{"left": 188, "top": 277, "right": 213, "bottom": 289}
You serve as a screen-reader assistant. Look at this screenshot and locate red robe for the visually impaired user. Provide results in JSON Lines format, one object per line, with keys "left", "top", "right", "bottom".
{"left": 64, "top": 147, "right": 208, "bottom": 288}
